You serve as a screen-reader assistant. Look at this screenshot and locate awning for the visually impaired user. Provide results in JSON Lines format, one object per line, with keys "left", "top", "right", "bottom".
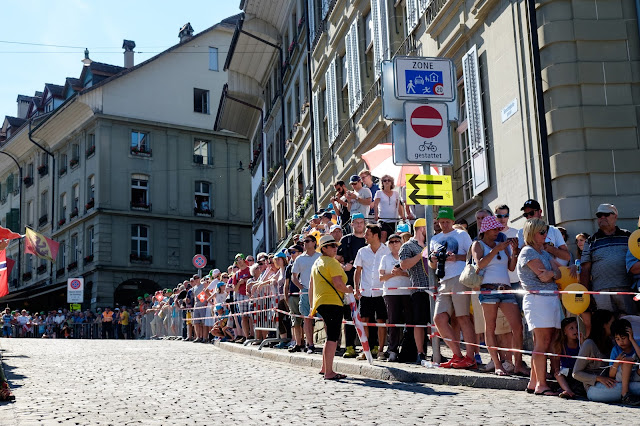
{"left": 243, "top": 0, "right": 290, "bottom": 30}
{"left": 214, "top": 76, "right": 263, "bottom": 137}
{"left": 0, "top": 283, "right": 66, "bottom": 304}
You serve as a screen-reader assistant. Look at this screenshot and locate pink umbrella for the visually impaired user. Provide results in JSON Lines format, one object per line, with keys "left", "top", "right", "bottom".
{"left": 361, "top": 143, "right": 439, "bottom": 187}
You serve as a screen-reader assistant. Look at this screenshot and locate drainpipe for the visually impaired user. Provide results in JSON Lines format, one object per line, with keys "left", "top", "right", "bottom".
{"left": 636, "top": 0, "right": 640, "bottom": 45}
{"left": 526, "top": 0, "right": 555, "bottom": 224}
{"left": 0, "top": 151, "right": 22, "bottom": 285}
{"left": 304, "top": 0, "right": 319, "bottom": 213}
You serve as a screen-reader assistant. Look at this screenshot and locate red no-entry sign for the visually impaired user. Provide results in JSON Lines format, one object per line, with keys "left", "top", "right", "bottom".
{"left": 410, "top": 105, "right": 443, "bottom": 138}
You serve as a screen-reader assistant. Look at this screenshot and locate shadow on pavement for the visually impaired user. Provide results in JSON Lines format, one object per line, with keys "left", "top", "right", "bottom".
{"left": 344, "top": 376, "right": 458, "bottom": 397}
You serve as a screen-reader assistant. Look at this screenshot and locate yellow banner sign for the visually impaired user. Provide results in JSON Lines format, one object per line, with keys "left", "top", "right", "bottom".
{"left": 405, "top": 174, "right": 453, "bottom": 206}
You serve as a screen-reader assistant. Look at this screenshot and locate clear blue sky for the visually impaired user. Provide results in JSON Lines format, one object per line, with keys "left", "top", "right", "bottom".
{"left": 0, "top": 0, "right": 242, "bottom": 119}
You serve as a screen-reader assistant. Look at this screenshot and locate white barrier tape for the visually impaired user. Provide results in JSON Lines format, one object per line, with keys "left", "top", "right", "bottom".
{"left": 182, "top": 307, "right": 276, "bottom": 322}
{"left": 437, "top": 289, "right": 640, "bottom": 298}
{"left": 273, "top": 309, "right": 433, "bottom": 329}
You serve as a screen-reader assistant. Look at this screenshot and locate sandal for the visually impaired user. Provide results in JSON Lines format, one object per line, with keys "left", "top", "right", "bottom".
{"left": 494, "top": 369, "right": 509, "bottom": 376}
{"left": 535, "top": 389, "right": 560, "bottom": 396}
{"left": 558, "top": 391, "right": 575, "bottom": 399}
{"left": 324, "top": 373, "right": 347, "bottom": 381}
{"left": 525, "top": 388, "right": 535, "bottom": 394}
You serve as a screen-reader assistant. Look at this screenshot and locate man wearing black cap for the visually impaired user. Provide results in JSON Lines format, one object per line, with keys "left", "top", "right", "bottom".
{"left": 345, "top": 175, "right": 372, "bottom": 217}
{"left": 517, "top": 199, "right": 570, "bottom": 265}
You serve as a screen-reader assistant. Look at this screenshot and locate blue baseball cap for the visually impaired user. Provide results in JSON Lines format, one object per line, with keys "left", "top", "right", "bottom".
{"left": 215, "top": 304, "right": 224, "bottom": 311}
{"left": 351, "top": 213, "right": 365, "bottom": 220}
{"left": 274, "top": 252, "right": 287, "bottom": 259}
{"left": 327, "top": 203, "right": 334, "bottom": 209}
{"left": 312, "top": 214, "right": 319, "bottom": 219}
{"left": 216, "top": 281, "right": 225, "bottom": 288}
{"left": 397, "top": 223, "right": 410, "bottom": 233}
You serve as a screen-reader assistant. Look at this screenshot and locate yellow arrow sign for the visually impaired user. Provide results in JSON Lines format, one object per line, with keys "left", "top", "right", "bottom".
{"left": 405, "top": 174, "right": 453, "bottom": 206}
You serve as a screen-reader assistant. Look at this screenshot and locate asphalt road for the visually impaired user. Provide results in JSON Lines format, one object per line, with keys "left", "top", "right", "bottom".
{"left": 0, "top": 338, "right": 635, "bottom": 425}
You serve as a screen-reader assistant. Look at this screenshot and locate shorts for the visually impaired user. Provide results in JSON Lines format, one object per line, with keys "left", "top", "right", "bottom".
{"left": 236, "top": 294, "right": 251, "bottom": 314}
{"left": 316, "top": 304, "right": 343, "bottom": 342}
{"left": 192, "top": 305, "right": 207, "bottom": 324}
{"left": 478, "top": 288, "right": 518, "bottom": 305}
{"left": 359, "top": 296, "right": 388, "bottom": 320}
{"left": 378, "top": 221, "right": 397, "bottom": 237}
{"left": 411, "top": 291, "right": 431, "bottom": 325}
{"left": 472, "top": 294, "right": 512, "bottom": 335}
{"left": 593, "top": 289, "right": 638, "bottom": 316}
{"left": 523, "top": 294, "right": 562, "bottom": 330}
{"left": 288, "top": 295, "right": 303, "bottom": 327}
{"left": 299, "top": 292, "right": 311, "bottom": 317}
{"left": 435, "top": 275, "right": 471, "bottom": 317}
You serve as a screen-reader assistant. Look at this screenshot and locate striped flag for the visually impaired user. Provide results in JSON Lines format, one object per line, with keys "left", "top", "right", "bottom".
{"left": 24, "top": 227, "right": 59, "bottom": 262}
{"left": 0, "top": 250, "right": 8, "bottom": 298}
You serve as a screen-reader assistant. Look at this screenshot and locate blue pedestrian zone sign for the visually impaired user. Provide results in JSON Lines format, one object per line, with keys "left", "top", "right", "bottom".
{"left": 405, "top": 70, "right": 443, "bottom": 96}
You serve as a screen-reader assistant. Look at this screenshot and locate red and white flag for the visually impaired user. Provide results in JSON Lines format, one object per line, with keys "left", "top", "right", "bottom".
{"left": 197, "top": 291, "right": 207, "bottom": 303}
{"left": 0, "top": 250, "right": 8, "bottom": 298}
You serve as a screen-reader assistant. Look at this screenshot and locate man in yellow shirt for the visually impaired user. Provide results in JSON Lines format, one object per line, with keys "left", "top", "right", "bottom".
{"left": 119, "top": 306, "right": 130, "bottom": 339}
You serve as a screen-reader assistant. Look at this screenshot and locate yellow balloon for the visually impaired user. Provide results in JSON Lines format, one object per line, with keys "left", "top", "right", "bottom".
{"left": 628, "top": 230, "right": 640, "bottom": 260}
{"left": 562, "top": 283, "right": 590, "bottom": 315}
{"left": 555, "top": 266, "right": 576, "bottom": 291}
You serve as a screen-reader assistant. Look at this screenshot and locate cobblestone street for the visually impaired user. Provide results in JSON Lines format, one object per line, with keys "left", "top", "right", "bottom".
{"left": 0, "top": 338, "right": 636, "bottom": 425}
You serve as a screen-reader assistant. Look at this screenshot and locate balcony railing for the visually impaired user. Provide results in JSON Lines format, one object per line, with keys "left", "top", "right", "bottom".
{"left": 194, "top": 207, "right": 213, "bottom": 217}
{"left": 130, "top": 202, "right": 151, "bottom": 211}
{"left": 38, "top": 214, "right": 48, "bottom": 227}
{"left": 37, "top": 165, "right": 48, "bottom": 177}
{"left": 131, "top": 146, "right": 152, "bottom": 157}
{"left": 67, "top": 261, "right": 78, "bottom": 271}
{"left": 319, "top": 147, "right": 332, "bottom": 172}
{"left": 425, "top": 0, "right": 449, "bottom": 27}
{"left": 86, "top": 145, "right": 95, "bottom": 158}
{"left": 394, "top": 34, "right": 416, "bottom": 57}
{"left": 333, "top": 119, "right": 353, "bottom": 152}
{"left": 130, "top": 253, "right": 152, "bottom": 264}
{"left": 354, "top": 79, "right": 381, "bottom": 123}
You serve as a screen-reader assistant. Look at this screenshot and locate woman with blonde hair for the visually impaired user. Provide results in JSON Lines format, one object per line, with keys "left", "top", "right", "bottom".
{"left": 373, "top": 174, "right": 405, "bottom": 243}
{"left": 517, "top": 218, "right": 562, "bottom": 395}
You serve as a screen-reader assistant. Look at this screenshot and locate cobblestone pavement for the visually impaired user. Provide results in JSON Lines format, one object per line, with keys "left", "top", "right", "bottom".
{"left": 0, "top": 339, "right": 635, "bottom": 425}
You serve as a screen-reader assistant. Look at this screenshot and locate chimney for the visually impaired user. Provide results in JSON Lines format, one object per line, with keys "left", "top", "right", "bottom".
{"left": 122, "top": 40, "right": 136, "bottom": 68}
{"left": 178, "top": 22, "right": 194, "bottom": 43}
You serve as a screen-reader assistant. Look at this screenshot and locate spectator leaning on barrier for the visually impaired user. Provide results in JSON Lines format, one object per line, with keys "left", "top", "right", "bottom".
{"left": 232, "top": 254, "right": 252, "bottom": 343}
{"left": 379, "top": 233, "right": 413, "bottom": 363}
{"left": 310, "top": 234, "right": 353, "bottom": 381}
{"left": 580, "top": 204, "right": 636, "bottom": 316}
{"left": 292, "top": 236, "right": 321, "bottom": 354}
{"left": 429, "top": 207, "right": 476, "bottom": 369}
{"left": 354, "top": 223, "right": 390, "bottom": 360}
{"left": 398, "top": 217, "right": 431, "bottom": 364}
{"left": 337, "top": 213, "right": 367, "bottom": 358}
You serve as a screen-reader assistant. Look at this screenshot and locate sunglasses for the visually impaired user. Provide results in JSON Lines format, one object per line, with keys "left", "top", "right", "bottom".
{"left": 382, "top": 179, "right": 392, "bottom": 182}
{"left": 258, "top": 261, "right": 265, "bottom": 266}
{"left": 287, "top": 250, "right": 300, "bottom": 255}
{"left": 389, "top": 240, "right": 402, "bottom": 244}
{"left": 324, "top": 243, "right": 338, "bottom": 248}
{"left": 523, "top": 211, "right": 537, "bottom": 218}
{"left": 596, "top": 212, "right": 613, "bottom": 218}
{"left": 246, "top": 258, "right": 254, "bottom": 262}
{"left": 539, "top": 228, "right": 549, "bottom": 235}
{"left": 495, "top": 214, "right": 509, "bottom": 219}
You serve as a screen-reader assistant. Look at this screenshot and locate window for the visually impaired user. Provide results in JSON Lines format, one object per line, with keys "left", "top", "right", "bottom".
{"left": 28, "top": 162, "right": 34, "bottom": 178}
{"left": 71, "top": 144, "right": 80, "bottom": 167}
{"left": 131, "top": 174, "right": 149, "bottom": 209}
{"left": 365, "top": 12, "right": 372, "bottom": 51}
{"left": 131, "top": 131, "right": 150, "bottom": 155}
{"left": 71, "top": 234, "right": 78, "bottom": 263}
{"left": 87, "top": 175, "right": 95, "bottom": 202}
{"left": 195, "top": 229, "right": 212, "bottom": 261}
{"left": 131, "top": 224, "right": 149, "bottom": 258}
{"left": 59, "top": 154, "right": 67, "bottom": 175}
{"left": 193, "top": 88, "right": 209, "bottom": 114}
{"left": 86, "top": 133, "right": 96, "bottom": 157}
{"left": 27, "top": 201, "right": 33, "bottom": 227}
{"left": 86, "top": 226, "right": 95, "bottom": 256}
{"left": 41, "top": 152, "right": 48, "bottom": 167}
{"left": 193, "top": 139, "right": 212, "bottom": 165}
{"left": 57, "top": 242, "right": 66, "bottom": 271}
{"left": 40, "top": 191, "right": 48, "bottom": 217}
{"left": 194, "top": 181, "right": 211, "bottom": 216}
{"left": 209, "top": 47, "right": 218, "bottom": 71}
{"left": 59, "top": 193, "right": 67, "bottom": 224}
{"left": 71, "top": 184, "right": 79, "bottom": 216}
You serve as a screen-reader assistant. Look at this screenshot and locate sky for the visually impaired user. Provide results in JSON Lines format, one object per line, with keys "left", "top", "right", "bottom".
{"left": 0, "top": 0, "right": 242, "bottom": 119}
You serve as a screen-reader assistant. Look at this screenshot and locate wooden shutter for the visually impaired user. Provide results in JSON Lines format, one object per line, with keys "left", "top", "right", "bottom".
{"left": 462, "top": 45, "right": 490, "bottom": 196}
{"left": 345, "top": 18, "right": 362, "bottom": 115}
{"left": 371, "top": 0, "right": 390, "bottom": 79}
{"left": 309, "top": 0, "right": 316, "bottom": 43}
{"left": 406, "top": 0, "right": 419, "bottom": 34}
{"left": 313, "top": 91, "right": 322, "bottom": 162}
{"left": 324, "top": 57, "right": 339, "bottom": 144}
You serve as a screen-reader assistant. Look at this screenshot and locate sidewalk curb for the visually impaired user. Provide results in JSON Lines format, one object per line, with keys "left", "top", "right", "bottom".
{"left": 213, "top": 341, "right": 528, "bottom": 391}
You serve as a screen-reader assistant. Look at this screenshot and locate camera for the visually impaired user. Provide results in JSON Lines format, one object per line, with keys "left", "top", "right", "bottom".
{"left": 434, "top": 243, "right": 448, "bottom": 279}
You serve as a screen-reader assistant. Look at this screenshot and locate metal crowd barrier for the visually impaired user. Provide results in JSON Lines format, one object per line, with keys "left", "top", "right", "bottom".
{"left": 0, "top": 322, "right": 144, "bottom": 339}
{"left": 245, "top": 284, "right": 285, "bottom": 350}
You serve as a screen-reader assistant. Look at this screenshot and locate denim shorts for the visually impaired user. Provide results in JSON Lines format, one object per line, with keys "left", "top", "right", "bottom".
{"left": 478, "top": 287, "right": 518, "bottom": 305}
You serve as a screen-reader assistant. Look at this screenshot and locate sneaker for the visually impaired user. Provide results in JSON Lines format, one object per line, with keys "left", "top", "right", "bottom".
{"left": 452, "top": 355, "right": 477, "bottom": 369}
{"left": 274, "top": 341, "right": 288, "bottom": 349}
{"left": 622, "top": 393, "right": 640, "bottom": 406}
{"left": 502, "top": 360, "right": 515, "bottom": 374}
{"left": 474, "top": 353, "right": 483, "bottom": 365}
{"left": 288, "top": 345, "right": 302, "bottom": 353}
{"left": 343, "top": 346, "right": 357, "bottom": 358}
{"left": 387, "top": 351, "right": 398, "bottom": 362}
{"left": 377, "top": 351, "right": 388, "bottom": 360}
{"left": 416, "top": 352, "right": 427, "bottom": 365}
{"left": 371, "top": 346, "right": 379, "bottom": 357}
{"left": 306, "top": 345, "right": 316, "bottom": 354}
{"left": 481, "top": 360, "right": 496, "bottom": 373}
{"left": 440, "top": 354, "right": 464, "bottom": 369}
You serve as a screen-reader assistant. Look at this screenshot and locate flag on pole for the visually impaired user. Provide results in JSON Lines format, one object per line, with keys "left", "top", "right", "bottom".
{"left": 0, "top": 251, "right": 8, "bottom": 298}
{"left": 24, "top": 227, "right": 59, "bottom": 262}
{"left": 345, "top": 293, "right": 373, "bottom": 364}
{"left": 0, "top": 226, "right": 21, "bottom": 241}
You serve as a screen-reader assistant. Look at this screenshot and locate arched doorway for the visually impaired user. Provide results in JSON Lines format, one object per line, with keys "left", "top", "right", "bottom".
{"left": 114, "top": 279, "right": 161, "bottom": 307}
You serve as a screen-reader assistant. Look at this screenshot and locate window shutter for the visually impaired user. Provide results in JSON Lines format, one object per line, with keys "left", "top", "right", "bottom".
{"left": 462, "top": 45, "right": 490, "bottom": 196}
{"left": 345, "top": 18, "right": 362, "bottom": 115}
{"left": 324, "top": 67, "right": 334, "bottom": 143}
{"left": 418, "top": 0, "right": 428, "bottom": 16}
{"left": 371, "top": 0, "right": 390, "bottom": 79}
{"left": 406, "top": 0, "right": 419, "bottom": 34}
{"left": 329, "top": 57, "right": 340, "bottom": 143}
{"left": 313, "top": 91, "right": 322, "bottom": 162}
{"left": 309, "top": 0, "right": 316, "bottom": 43}
{"left": 322, "top": 0, "right": 330, "bottom": 19}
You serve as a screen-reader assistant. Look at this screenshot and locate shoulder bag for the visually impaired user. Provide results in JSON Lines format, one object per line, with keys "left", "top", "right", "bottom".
{"left": 459, "top": 242, "right": 484, "bottom": 289}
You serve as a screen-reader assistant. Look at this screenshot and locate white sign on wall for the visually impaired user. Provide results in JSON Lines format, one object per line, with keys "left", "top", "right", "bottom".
{"left": 67, "top": 277, "right": 84, "bottom": 304}
{"left": 501, "top": 98, "right": 518, "bottom": 123}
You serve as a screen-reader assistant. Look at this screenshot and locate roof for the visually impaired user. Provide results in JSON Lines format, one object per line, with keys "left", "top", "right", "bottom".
{"left": 44, "top": 83, "right": 65, "bottom": 98}
{"left": 17, "top": 94, "right": 34, "bottom": 102}
{"left": 65, "top": 77, "right": 82, "bottom": 90}
{"left": 80, "top": 14, "right": 241, "bottom": 95}
{"left": 5, "top": 116, "right": 26, "bottom": 128}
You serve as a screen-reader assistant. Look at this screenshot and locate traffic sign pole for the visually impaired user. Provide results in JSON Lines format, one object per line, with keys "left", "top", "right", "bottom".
{"left": 422, "top": 162, "right": 440, "bottom": 363}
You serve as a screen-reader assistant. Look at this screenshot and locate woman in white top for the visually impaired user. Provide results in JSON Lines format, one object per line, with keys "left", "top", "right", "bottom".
{"left": 373, "top": 175, "right": 406, "bottom": 243}
{"left": 470, "top": 215, "right": 525, "bottom": 376}
{"left": 379, "top": 233, "right": 412, "bottom": 362}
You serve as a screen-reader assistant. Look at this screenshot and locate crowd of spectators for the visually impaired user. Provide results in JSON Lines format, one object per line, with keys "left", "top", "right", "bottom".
{"left": 3, "top": 170, "right": 640, "bottom": 403}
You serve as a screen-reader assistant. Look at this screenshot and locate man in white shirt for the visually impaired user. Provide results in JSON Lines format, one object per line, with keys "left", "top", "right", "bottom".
{"left": 292, "top": 236, "right": 322, "bottom": 354}
{"left": 345, "top": 175, "right": 372, "bottom": 217}
{"left": 517, "top": 199, "right": 570, "bottom": 266}
{"left": 354, "top": 224, "right": 390, "bottom": 360}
